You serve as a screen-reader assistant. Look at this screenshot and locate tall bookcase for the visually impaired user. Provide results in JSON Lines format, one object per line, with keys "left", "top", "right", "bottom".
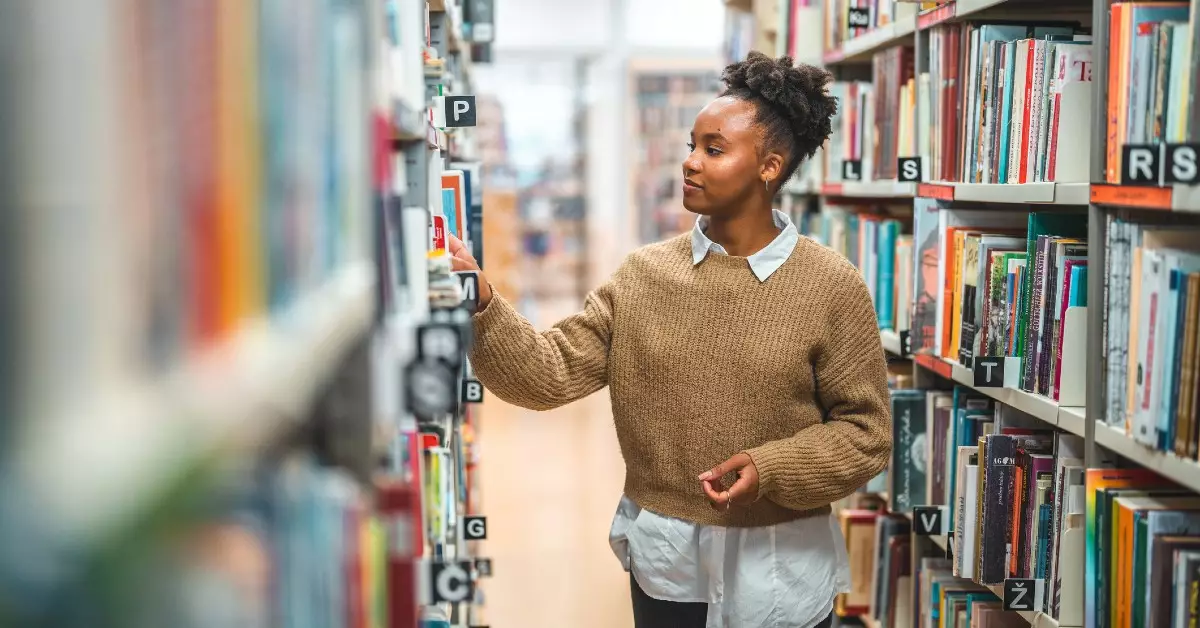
{"left": 1, "top": 1, "right": 495, "bottom": 626}
{"left": 733, "top": 1, "right": 1200, "bottom": 627}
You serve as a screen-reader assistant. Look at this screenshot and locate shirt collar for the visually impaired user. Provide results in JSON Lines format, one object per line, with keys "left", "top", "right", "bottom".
{"left": 691, "top": 208, "right": 800, "bottom": 282}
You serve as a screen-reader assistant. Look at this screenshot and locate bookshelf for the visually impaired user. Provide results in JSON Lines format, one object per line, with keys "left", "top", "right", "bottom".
{"left": 744, "top": 0, "right": 1200, "bottom": 625}
{"left": 3, "top": 1, "right": 493, "bottom": 626}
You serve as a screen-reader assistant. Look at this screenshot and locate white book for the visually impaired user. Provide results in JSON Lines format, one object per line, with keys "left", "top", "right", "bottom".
{"left": 961, "top": 461, "right": 980, "bottom": 579}
{"left": 1133, "top": 249, "right": 1162, "bottom": 445}
{"left": 1028, "top": 40, "right": 1050, "bottom": 182}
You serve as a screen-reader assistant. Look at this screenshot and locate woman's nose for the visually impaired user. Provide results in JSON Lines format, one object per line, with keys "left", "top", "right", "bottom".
{"left": 683, "top": 154, "right": 700, "bottom": 176}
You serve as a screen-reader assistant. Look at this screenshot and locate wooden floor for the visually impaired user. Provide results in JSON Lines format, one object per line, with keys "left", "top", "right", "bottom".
{"left": 474, "top": 298, "right": 634, "bottom": 628}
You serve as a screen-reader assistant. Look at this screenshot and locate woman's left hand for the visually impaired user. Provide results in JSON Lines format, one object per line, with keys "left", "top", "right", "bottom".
{"left": 698, "top": 453, "right": 760, "bottom": 510}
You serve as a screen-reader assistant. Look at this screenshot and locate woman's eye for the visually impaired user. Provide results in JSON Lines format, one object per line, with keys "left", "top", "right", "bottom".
{"left": 706, "top": 147, "right": 721, "bottom": 156}
{"left": 686, "top": 142, "right": 696, "bottom": 151}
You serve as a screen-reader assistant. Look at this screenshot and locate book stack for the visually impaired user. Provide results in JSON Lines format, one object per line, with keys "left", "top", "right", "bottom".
{"left": 1103, "top": 3, "right": 1192, "bottom": 183}
{"left": 825, "top": 81, "right": 877, "bottom": 183}
{"left": 843, "top": 385, "right": 1087, "bottom": 625}
{"left": 911, "top": 203, "right": 1089, "bottom": 401}
{"left": 1084, "top": 468, "right": 1200, "bottom": 628}
{"left": 872, "top": 46, "right": 917, "bottom": 181}
{"left": 952, "top": 24, "right": 1093, "bottom": 185}
{"left": 823, "top": 0, "right": 905, "bottom": 52}
{"left": 1103, "top": 218, "right": 1200, "bottom": 456}
{"left": 803, "top": 205, "right": 915, "bottom": 333}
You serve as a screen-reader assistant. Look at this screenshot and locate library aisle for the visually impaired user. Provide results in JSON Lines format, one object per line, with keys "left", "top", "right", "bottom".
{"left": 477, "top": 299, "right": 631, "bottom": 627}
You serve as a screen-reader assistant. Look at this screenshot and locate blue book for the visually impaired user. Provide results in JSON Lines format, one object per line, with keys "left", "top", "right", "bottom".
{"left": 1167, "top": 275, "right": 1190, "bottom": 450}
{"left": 441, "top": 188, "right": 459, "bottom": 238}
{"left": 1068, "top": 266, "right": 1089, "bottom": 306}
{"left": 997, "top": 41, "right": 1017, "bottom": 183}
{"left": 879, "top": 221, "right": 898, "bottom": 329}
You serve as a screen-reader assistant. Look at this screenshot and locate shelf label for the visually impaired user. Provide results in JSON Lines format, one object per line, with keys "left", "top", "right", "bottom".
{"left": 973, "top": 356, "right": 1004, "bottom": 388}
{"left": 462, "top": 378, "right": 484, "bottom": 404}
{"left": 463, "top": 516, "right": 488, "bottom": 540}
{"left": 1122, "top": 144, "right": 1162, "bottom": 185}
{"left": 406, "top": 360, "right": 459, "bottom": 422}
{"left": 912, "top": 505, "right": 949, "bottom": 536}
{"left": 430, "top": 560, "right": 475, "bottom": 603}
{"left": 842, "top": 159, "right": 863, "bottom": 181}
{"left": 475, "top": 557, "right": 493, "bottom": 577}
{"left": 417, "top": 322, "right": 464, "bottom": 368}
{"left": 847, "top": 7, "right": 871, "bottom": 28}
{"left": 444, "top": 95, "right": 477, "bottom": 128}
{"left": 898, "top": 157, "right": 923, "bottom": 182}
{"left": 1164, "top": 144, "right": 1200, "bottom": 184}
{"left": 1002, "top": 578, "right": 1044, "bottom": 612}
{"left": 898, "top": 330, "right": 912, "bottom": 357}
{"left": 1122, "top": 144, "right": 1200, "bottom": 185}
{"left": 455, "top": 270, "right": 480, "bottom": 312}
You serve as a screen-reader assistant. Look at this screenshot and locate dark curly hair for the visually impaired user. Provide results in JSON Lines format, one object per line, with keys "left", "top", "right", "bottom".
{"left": 720, "top": 51, "right": 838, "bottom": 188}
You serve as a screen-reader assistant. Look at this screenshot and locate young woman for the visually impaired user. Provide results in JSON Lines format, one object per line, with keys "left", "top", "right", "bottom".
{"left": 448, "top": 52, "right": 892, "bottom": 628}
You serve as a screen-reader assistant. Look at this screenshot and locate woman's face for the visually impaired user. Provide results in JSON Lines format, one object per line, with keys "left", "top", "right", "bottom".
{"left": 681, "top": 96, "right": 779, "bottom": 217}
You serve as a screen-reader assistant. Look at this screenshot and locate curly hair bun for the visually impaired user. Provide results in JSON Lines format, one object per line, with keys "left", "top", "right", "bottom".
{"left": 720, "top": 51, "right": 838, "bottom": 165}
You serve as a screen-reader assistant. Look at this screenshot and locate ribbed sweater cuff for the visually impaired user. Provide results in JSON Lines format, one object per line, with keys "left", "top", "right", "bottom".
{"left": 743, "top": 440, "right": 792, "bottom": 500}
{"left": 472, "top": 287, "right": 518, "bottom": 336}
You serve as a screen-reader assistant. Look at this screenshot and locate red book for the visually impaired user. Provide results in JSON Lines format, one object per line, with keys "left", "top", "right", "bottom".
{"left": 181, "top": 0, "right": 219, "bottom": 344}
{"left": 1019, "top": 40, "right": 1036, "bottom": 184}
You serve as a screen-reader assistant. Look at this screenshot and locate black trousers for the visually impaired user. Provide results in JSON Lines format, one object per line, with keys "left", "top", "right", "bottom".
{"left": 630, "top": 573, "right": 834, "bottom": 628}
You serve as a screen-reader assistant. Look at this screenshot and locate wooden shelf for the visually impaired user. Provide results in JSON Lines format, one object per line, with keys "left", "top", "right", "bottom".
{"left": 913, "top": 354, "right": 1085, "bottom": 437}
{"left": 1090, "top": 183, "right": 1200, "bottom": 212}
{"left": 914, "top": 181, "right": 1089, "bottom": 205}
{"left": 1094, "top": 423, "right": 1200, "bottom": 494}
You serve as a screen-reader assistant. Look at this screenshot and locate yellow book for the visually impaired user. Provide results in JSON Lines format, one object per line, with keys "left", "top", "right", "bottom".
{"left": 949, "top": 231, "right": 968, "bottom": 359}
{"left": 216, "top": 0, "right": 263, "bottom": 330}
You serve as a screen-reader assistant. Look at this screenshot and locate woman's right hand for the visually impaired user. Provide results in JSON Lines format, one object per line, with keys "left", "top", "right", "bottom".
{"left": 447, "top": 234, "right": 493, "bottom": 310}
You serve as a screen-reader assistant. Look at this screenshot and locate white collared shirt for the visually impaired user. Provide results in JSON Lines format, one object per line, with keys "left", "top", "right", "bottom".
{"left": 608, "top": 209, "right": 851, "bottom": 628}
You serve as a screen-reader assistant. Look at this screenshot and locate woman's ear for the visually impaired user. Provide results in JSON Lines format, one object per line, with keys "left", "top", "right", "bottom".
{"left": 760, "top": 151, "right": 785, "bottom": 188}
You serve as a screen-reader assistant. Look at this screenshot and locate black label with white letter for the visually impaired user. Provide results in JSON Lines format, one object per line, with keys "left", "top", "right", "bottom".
{"left": 842, "top": 159, "right": 863, "bottom": 181}
{"left": 463, "top": 516, "right": 488, "bottom": 540}
{"left": 444, "top": 95, "right": 478, "bottom": 128}
{"left": 1122, "top": 144, "right": 1161, "bottom": 184}
{"left": 847, "top": 7, "right": 871, "bottom": 28}
{"left": 1165, "top": 144, "right": 1200, "bottom": 184}
{"left": 455, "top": 271, "right": 480, "bottom": 313}
{"left": 973, "top": 356, "right": 1004, "bottom": 388}
{"left": 430, "top": 561, "right": 475, "bottom": 603}
{"left": 417, "top": 322, "right": 464, "bottom": 369}
{"left": 898, "top": 330, "right": 912, "bottom": 357}
{"left": 1002, "top": 578, "right": 1044, "bottom": 612}
{"left": 898, "top": 157, "right": 922, "bottom": 182}
{"left": 462, "top": 378, "right": 484, "bottom": 404}
{"left": 912, "top": 506, "right": 948, "bottom": 536}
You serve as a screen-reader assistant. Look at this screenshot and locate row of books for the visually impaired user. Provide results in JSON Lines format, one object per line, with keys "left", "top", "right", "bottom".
{"left": 131, "top": 0, "right": 373, "bottom": 368}
{"left": 1103, "top": 2, "right": 1197, "bottom": 183}
{"left": 1084, "top": 468, "right": 1200, "bottom": 628}
{"left": 799, "top": 205, "right": 914, "bottom": 332}
{"left": 822, "top": 0, "right": 914, "bottom": 54}
{"left": 1104, "top": 216, "right": 1200, "bottom": 461}
{"left": 946, "top": 23, "right": 1094, "bottom": 185}
{"left": 911, "top": 202, "right": 1089, "bottom": 400}
{"left": 824, "top": 47, "right": 918, "bottom": 184}
{"left": 878, "top": 386, "right": 1087, "bottom": 623}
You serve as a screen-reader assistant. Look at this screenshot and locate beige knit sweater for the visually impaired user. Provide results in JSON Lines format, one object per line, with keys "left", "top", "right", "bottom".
{"left": 469, "top": 233, "right": 891, "bottom": 527}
